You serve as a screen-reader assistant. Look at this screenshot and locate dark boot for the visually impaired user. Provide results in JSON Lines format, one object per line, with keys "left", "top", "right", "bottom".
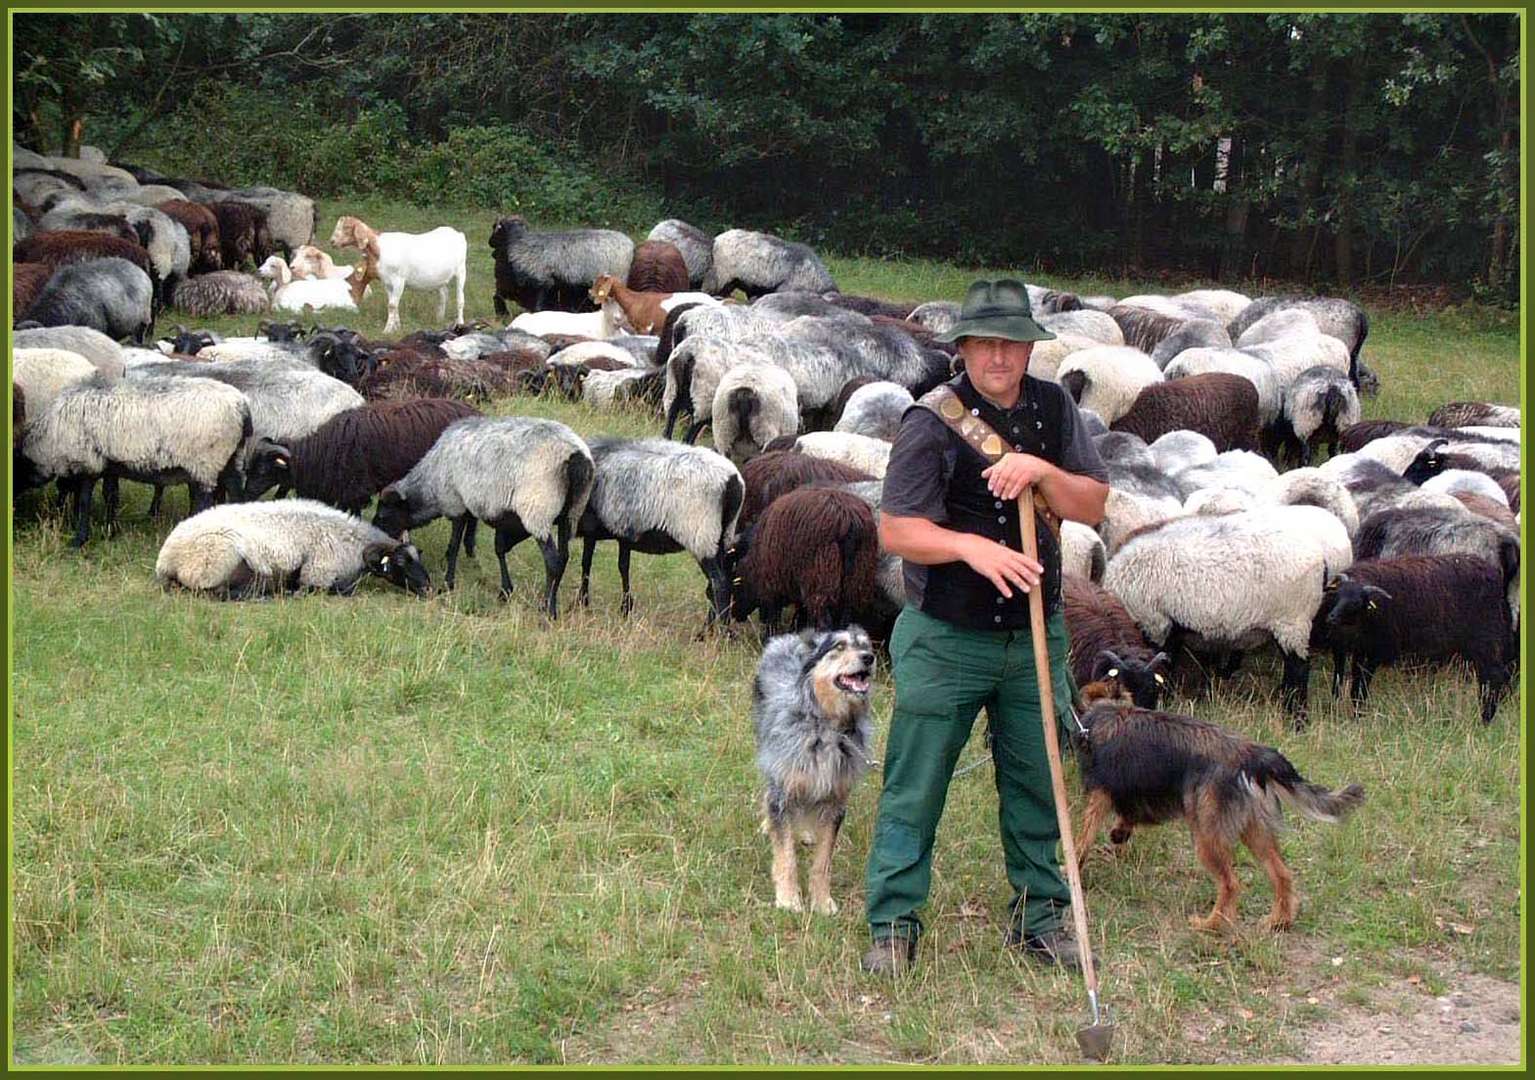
{"left": 859, "top": 935, "right": 916, "bottom": 977}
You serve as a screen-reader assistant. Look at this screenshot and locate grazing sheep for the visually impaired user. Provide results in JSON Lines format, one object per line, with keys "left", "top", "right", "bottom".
{"left": 128, "top": 359, "right": 363, "bottom": 450}
{"left": 22, "top": 374, "right": 251, "bottom": 545}
{"left": 22, "top": 257, "right": 154, "bottom": 343}
{"left": 1061, "top": 520, "right": 1108, "bottom": 584}
{"left": 1312, "top": 555, "right": 1515, "bottom": 722}
{"left": 330, "top": 217, "right": 466, "bottom": 332}
{"left": 703, "top": 228, "right": 836, "bottom": 298}
{"left": 1176, "top": 289, "right": 1252, "bottom": 325}
{"left": 575, "top": 438, "right": 743, "bottom": 623}
{"left": 372, "top": 416, "right": 594, "bottom": 615}
{"left": 737, "top": 450, "right": 874, "bottom": 534}
{"left": 1149, "top": 319, "right": 1232, "bottom": 369}
{"left": 1354, "top": 504, "right": 1520, "bottom": 621}
{"left": 154, "top": 199, "right": 222, "bottom": 272}
{"left": 1264, "top": 468, "right": 1360, "bottom": 539}
{"left": 12, "top": 349, "right": 100, "bottom": 430}
{"left": 489, "top": 215, "right": 633, "bottom": 315}
{"left": 1095, "top": 430, "right": 1156, "bottom": 471}
{"left": 1107, "top": 304, "right": 1192, "bottom": 354}
{"left": 712, "top": 362, "right": 800, "bottom": 464}
{"left": 1427, "top": 402, "right": 1519, "bottom": 429}
{"left": 155, "top": 500, "right": 431, "bottom": 598}
{"left": 1110, "top": 373, "right": 1260, "bottom": 453}
{"left": 13, "top": 325, "right": 125, "bottom": 376}
{"left": 833, "top": 381, "right": 913, "bottom": 442}
{"left": 787, "top": 431, "right": 892, "bottom": 478}
{"left": 1233, "top": 308, "right": 1320, "bottom": 348}
{"left": 1229, "top": 296, "right": 1369, "bottom": 381}
{"left": 1099, "top": 486, "right": 1185, "bottom": 556}
{"left": 13, "top": 262, "right": 53, "bottom": 318}
{"left": 210, "top": 201, "right": 271, "bottom": 270}
{"left": 1452, "top": 492, "right": 1519, "bottom": 529}
{"left": 170, "top": 271, "right": 270, "bottom": 317}
{"left": 1063, "top": 574, "right": 1168, "bottom": 708}
{"left": 243, "top": 398, "right": 480, "bottom": 512}
{"left": 1271, "top": 365, "right": 1361, "bottom": 466}
{"left": 731, "top": 486, "right": 879, "bottom": 633}
{"left": 646, "top": 219, "right": 714, "bottom": 289}
{"left": 94, "top": 202, "right": 191, "bottom": 303}
{"left": 582, "top": 367, "right": 664, "bottom": 411}
{"left": 626, "top": 239, "right": 690, "bottom": 293}
{"left": 1056, "top": 345, "right": 1164, "bottom": 425}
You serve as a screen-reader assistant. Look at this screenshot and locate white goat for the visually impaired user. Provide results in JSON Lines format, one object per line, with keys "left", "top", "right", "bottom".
{"left": 257, "top": 255, "right": 358, "bottom": 313}
{"left": 330, "top": 215, "right": 467, "bottom": 333}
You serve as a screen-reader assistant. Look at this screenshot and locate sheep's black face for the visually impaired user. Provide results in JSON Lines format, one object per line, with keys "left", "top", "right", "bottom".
{"left": 364, "top": 542, "right": 432, "bottom": 596}
{"left": 1402, "top": 443, "right": 1449, "bottom": 485}
{"left": 1090, "top": 649, "right": 1169, "bottom": 710}
{"left": 1318, "top": 576, "right": 1392, "bottom": 640}
{"left": 244, "top": 438, "right": 292, "bottom": 500}
{"left": 172, "top": 328, "right": 215, "bottom": 355}
{"left": 372, "top": 489, "right": 411, "bottom": 539}
{"left": 489, "top": 217, "right": 525, "bottom": 255}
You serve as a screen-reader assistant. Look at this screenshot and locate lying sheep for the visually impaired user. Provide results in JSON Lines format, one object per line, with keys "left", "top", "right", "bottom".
{"left": 582, "top": 367, "right": 664, "bottom": 411}
{"left": 1063, "top": 574, "right": 1168, "bottom": 708}
{"left": 13, "top": 325, "right": 125, "bottom": 377}
{"left": 1109, "top": 373, "right": 1260, "bottom": 453}
{"left": 1312, "top": 555, "right": 1515, "bottom": 723}
{"left": 712, "top": 362, "right": 800, "bottom": 464}
{"left": 489, "top": 215, "right": 634, "bottom": 315}
{"left": 155, "top": 500, "right": 431, "bottom": 599}
{"left": 373, "top": 416, "right": 594, "bottom": 616}
{"left": 22, "top": 374, "right": 252, "bottom": 545}
{"left": 833, "top": 381, "right": 913, "bottom": 442}
{"left": 22, "top": 257, "right": 154, "bottom": 343}
{"left": 171, "top": 271, "right": 270, "bottom": 317}
{"left": 1057, "top": 345, "right": 1164, "bottom": 425}
{"left": 1427, "top": 402, "right": 1519, "bottom": 429}
{"left": 576, "top": 438, "right": 744, "bottom": 624}
{"left": 703, "top": 228, "right": 836, "bottom": 299}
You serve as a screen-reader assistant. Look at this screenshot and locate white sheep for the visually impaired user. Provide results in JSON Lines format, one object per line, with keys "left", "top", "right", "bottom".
{"left": 1055, "top": 345, "right": 1164, "bottom": 424}
{"left": 711, "top": 362, "right": 800, "bottom": 464}
{"left": 1061, "top": 520, "right": 1108, "bottom": 583}
{"left": 834, "top": 381, "right": 913, "bottom": 442}
{"left": 791, "top": 431, "right": 892, "bottom": 478}
{"left": 13, "top": 349, "right": 102, "bottom": 423}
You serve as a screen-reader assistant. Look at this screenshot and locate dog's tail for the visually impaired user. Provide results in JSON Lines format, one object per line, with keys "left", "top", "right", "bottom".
{"left": 1242, "top": 746, "right": 1365, "bottom": 824}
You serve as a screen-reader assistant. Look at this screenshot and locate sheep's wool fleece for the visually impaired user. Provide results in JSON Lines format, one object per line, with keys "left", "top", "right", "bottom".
{"left": 23, "top": 376, "right": 249, "bottom": 487}
{"left": 582, "top": 368, "right": 656, "bottom": 409}
{"left": 1058, "top": 345, "right": 1164, "bottom": 424}
{"left": 712, "top": 362, "right": 799, "bottom": 461}
{"left": 835, "top": 382, "right": 913, "bottom": 442}
{"left": 1164, "top": 346, "right": 1281, "bottom": 425}
{"left": 588, "top": 439, "right": 742, "bottom": 558}
{"left": 13, "top": 326, "right": 125, "bottom": 377}
{"left": 397, "top": 416, "right": 592, "bottom": 538}
{"left": 1103, "top": 506, "right": 1351, "bottom": 655}
{"left": 13, "top": 349, "right": 100, "bottom": 419}
{"left": 156, "top": 500, "right": 396, "bottom": 592}
{"left": 794, "top": 432, "right": 891, "bottom": 478}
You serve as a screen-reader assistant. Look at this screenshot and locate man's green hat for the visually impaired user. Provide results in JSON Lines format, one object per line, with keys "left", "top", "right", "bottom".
{"left": 935, "top": 278, "right": 1057, "bottom": 344}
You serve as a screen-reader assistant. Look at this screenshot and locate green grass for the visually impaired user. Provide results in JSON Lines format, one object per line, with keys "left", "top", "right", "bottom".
{"left": 10, "top": 197, "right": 1523, "bottom": 1065}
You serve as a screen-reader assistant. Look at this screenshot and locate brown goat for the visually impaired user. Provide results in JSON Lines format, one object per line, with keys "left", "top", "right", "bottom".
{"left": 588, "top": 274, "right": 676, "bottom": 335}
{"left": 626, "top": 240, "right": 689, "bottom": 293}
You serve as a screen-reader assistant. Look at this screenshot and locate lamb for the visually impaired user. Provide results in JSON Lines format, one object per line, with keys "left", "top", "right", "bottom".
{"left": 372, "top": 416, "right": 594, "bottom": 616}
{"left": 625, "top": 239, "right": 690, "bottom": 293}
{"left": 783, "top": 431, "right": 892, "bottom": 478}
{"left": 730, "top": 486, "right": 879, "bottom": 633}
{"left": 1270, "top": 366, "right": 1361, "bottom": 466}
{"left": 210, "top": 201, "right": 272, "bottom": 270}
{"left": 589, "top": 273, "right": 718, "bottom": 335}
{"left": 155, "top": 500, "right": 431, "bottom": 598}
{"left": 737, "top": 450, "right": 875, "bottom": 534}
{"left": 575, "top": 438, "right": 744, "bottom": 623}
{"left": 154, "top": 199, "right": 222, "bottom": 272}
{"left": 703, "top": 228, "right": 836, "bottom": 298}
{"left": 833, "top": 381, "right": 913, "bottom": 442}
{"left": 171, "top": 271, "right": 271, "bottom": 317}
{"left": 1056, "top": 345, "right": 1164, "bottom": 425}
{"left": 1312, "top": 555, "right": 1515, "bottom": 722}
{"left": 257, "top": 255, "right": 358, "bottom": 313}
{"left": 646, "top": 219, "right": 714, "bottom": 289}
{"left": 1427, "top": 402, "right": 1519, "bottom": 430}
{"left": 488, "top": 215, "right": 633, "bottom": 315}
{"left": 13, "top": 262, "right": 53, "bottom": 317}
{"left": 712, "top": 362, "right": 800, "bottom": 464}
{"left": 330, "top": 215, "right": 467, "bottom": 332}
{"left": 1062, "top": 574, "right": 1169, "bottom": 708}
{"left": 22, "top": 257, "right": 154, "bottom": 343}
{"left": 1109, "top": 373, "right": 1260, "bottom": 454}
{"left": 1061, "top": 520, "right": 1108, "bottom": 584}
{"left": 242, "top": 398, "right": 481, "bottom": 512}
{"left": 1149, "top": 319, "right": 1232, "bottom": 369}
{"left": 21, "top": 374, "right": 251, "bottom": 545}
{"left": 1102, "top": 505, "right": 1355, "bottom": 723}
{"left": 13, "top": 325, "right": 125, "bottom": 376}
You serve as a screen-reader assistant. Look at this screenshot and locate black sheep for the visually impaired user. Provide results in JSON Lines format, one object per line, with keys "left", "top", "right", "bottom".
{"left": 1063, "top": 574, "right": 1169, "bottom": 709}
{"left": 1311, "top": 554, "right": 1516, "bottom": 723}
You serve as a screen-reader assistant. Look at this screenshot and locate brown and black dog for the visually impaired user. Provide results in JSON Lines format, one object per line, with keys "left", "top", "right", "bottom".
{"left": 1073, "top": 676, "right": 1364, "bottom": 932}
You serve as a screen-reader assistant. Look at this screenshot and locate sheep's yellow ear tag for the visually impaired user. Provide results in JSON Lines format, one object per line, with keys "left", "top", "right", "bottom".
{"left": 1367, "top": 600, "right": 1377, "bottom": 609}
{"left": 275, "top": 456, "right": 288, "bottom": 468}
{"left": 1154, "top": 674, "right": 1165, "bottom": 685}
{"left": 380, "top": 556, "right": 391, "bottom": 570}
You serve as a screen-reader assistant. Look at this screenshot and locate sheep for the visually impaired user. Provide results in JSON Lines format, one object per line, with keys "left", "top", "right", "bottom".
{"left": 13, "top": 262, "right": 53, "bottom": 317}
{"left": 702, "top": 228, "right": 836, "bottom": 298}
{"left": 1173, "top": 449, "right": 1280, "bottom": 499}
{"left": 1183, "top": 487, "right": 1257, "bottom": 516}
{"left": 207, "top": 187, "right": 316, "bottom": 256}
{"left": 22, "top": 257, "right": 153, "bottom": 343}
{"left": 1099, "top": 485, "right": 1185, "bottom": 556}
{"left": 1452, "top": 492, "right": 1519, "bottom": 530}
{"left": 1035, "top": 309, "right": 1124, "bottom": 346}
{"left": 155, "top": 500, "right": 430, "bottom": 598}
{"left": 97, "top": 201, "right": 191, "bottom": 303}
{"left": 257, "top": 255, "right": 358, "bottom": 313}
{"left": 15, "top": 231, "right": 155, "bottom": 294}
{"left": 170, "top": 271, "right": 270, "bottom": 317}
{"left": 1233, "top": 308, "right": 1320, "bottom": 348}
{"left": 209, "top": 201, "right": 271, "bottom": 270}
{"left": 589, "top": 273, "right": 719, "bottom": 335}
{"left": 1338, "top": 419, "right": 1410, "bottom": 454}
{"left": 1312, "top": 555, "right": 1515, "bottom": 723}
{"left": 1062, "top": 574, "right": 1169, "bottom": 708}
{"left": 1061, "top": 520, "right": 1108, "bottom": 585}
{"left": 575, "top": 438, "right": 743, "bottom": 623}
{"left": 242, "top": 398, "right": 480, "bottom": 513}
{"left": 154, "top": 199, "right": 222, "bottom": 272}
{"left": 908, "top": 301, "right": 960, "bottom": 335}
{"left": 21, "top": 374, "right": 251, "bottom": 545}
{"left": 12, "top": 168, "right": 82, "bottom": 208}
{"left": 582, "top": 367, "right": 664, "bottom": 411}
{"left": 712, "top": 362, "right": 800, "bottom": 464}
{"left": 1240, "top": 331, "right": 1352, "bottom": 394}
{"left": 1149, "top": 319, "right": 1232, "bottom": 369}
{"left": 1077, "top": 407, "right": 1108, "bottom": 438}
{"left": 1109, "top": 373, "right": 1260, "bottom": 454}
{"left": 329, "top": 216, "right": 467, "bottom": 332}
{"left": 1144, "top": 431, "right": 1217, "bottom": 477}
{"left": 488, "top": 215, "right": 633, "bottom": 315}
{"left": 42, "top": 156, "right": 137, "bottom": 190}
{"left": 657, "top": 298, "right": 779, "bottom": 369}
{"left": 13, "top": 325, "right": 125, "bottom": 377}
{"left": 1271, "top": 365, "right": 1361, "bottom": 466}
{"left": 129, "top": 359, "right": 363, "bottom": 448}
{"left": 1103, "top": 505, "right": 1354, "bottom": 722}
{"left": 1025, "top": 333, "right": 1099, "bottom": 383}
{"left": 1056, "top": 345, "right": 1164, "bottom": 425}
{"left": 1263, "top": 468, "right": 1361, "bottom": 539}
{"left": 1106, "top": 304, "right": 1193, "bottom": 354}
{"left": 729, "top": 486, "right": 879, "bottom": 633}
{"left": 646, "top": 219, "right": 713, "bottom": 290}
{"left": 737, "top": 450, "right": 874, "bottom": 535}
{"left": 1427, "top": 402, "right": 1519, "bottom": 429}
{"left": 372, "top": 416, "right": 594, "bottom": 616}
{"left": 1354, "top": 504, "right": 1520, "bottom": 620}
{"left": 12, "top": 349, "right": 100, "bottom": 430}
{"left": 1176, "top": 289, "right": 1252, "bottom": 325}
{"left": 1116, "top": 294, "right": 1211, "bottom": 319}
{"left": 625, "top": 239, "right": 690, "bottom": 293}
{"left": 783, "top": 318, "right": 953, "bottom": 399}
{"left": 782, "top": 431, "right": 892, "bottom": 478}
{"left": 1361, "top": 432, "right": 1519, "bottom": 475}
{"left": 833, "top": 381, "right": 913, "bottom": 442}
{"left": 13, "top": 206, "right": 36, "bottom": 247}
{"left": 1095, "top": 430, "right": 1156, "bottom": 471}
{"left": 121, "top": 184, "right": 191, "bottom": 208}
{"left": 1421, "top": 469, "right": 1512, "bottom": 508}
{"left": 1229, "top": 296, "right": 1369, "bottom": 380}
{"left": 751, "top": 290, "right": 871, "bottom": 322}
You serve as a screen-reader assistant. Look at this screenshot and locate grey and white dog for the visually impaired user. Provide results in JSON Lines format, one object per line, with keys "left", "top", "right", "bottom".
{"left": 751, "top": 625, "right": 876, "bottom": 914}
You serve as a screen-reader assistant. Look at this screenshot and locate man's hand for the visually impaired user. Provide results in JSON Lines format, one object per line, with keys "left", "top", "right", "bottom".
{"left": 960, "top": 533, "right": 1042, "bottom": 599}
{"left": 981, "top": 452, "right": 1053, "bottom": 501}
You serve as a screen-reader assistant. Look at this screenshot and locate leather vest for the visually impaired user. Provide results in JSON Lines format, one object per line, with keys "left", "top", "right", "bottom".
{"left": 916, "top": 373, "right": 1065, "bottom": 630}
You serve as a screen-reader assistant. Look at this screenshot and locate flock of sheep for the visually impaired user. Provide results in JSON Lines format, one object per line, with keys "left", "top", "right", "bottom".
{"left": 10, "top": 146, "right": 1523, "bottom": 727}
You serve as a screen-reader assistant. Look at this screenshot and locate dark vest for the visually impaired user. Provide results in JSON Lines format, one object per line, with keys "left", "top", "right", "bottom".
{"left": 917, "top": 372, "right": 1066, "bottom": 630}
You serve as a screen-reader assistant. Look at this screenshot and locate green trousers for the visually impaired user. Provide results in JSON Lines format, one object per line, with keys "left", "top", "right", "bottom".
{"left": 865, "top": 604, "right": 1076, "bottom": 943}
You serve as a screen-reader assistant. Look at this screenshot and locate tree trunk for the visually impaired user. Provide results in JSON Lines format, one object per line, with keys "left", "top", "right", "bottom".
{"left": 1333, "top": 55, "right": 1362, "bottom": 286}
{"left": 1288, "top": 57, "right": 1330, "bottom": 276}
{"left": 1218, "top": 135, "right": 1250, "bottom": 281}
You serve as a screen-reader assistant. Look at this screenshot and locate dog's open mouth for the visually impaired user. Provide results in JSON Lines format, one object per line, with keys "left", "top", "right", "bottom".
{"left": 836, "top": 670, "right": 872, "bottom": 695}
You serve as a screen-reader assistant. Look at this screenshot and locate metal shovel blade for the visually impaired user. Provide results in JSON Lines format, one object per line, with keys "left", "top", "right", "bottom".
{"left": 1075, "top": 1021, "right": 1115, "bottom": 1062}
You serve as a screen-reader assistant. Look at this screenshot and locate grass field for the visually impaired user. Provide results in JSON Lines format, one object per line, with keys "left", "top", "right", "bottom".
{"left": 9, "top": 198, "right": 1524, "bottom": 1065}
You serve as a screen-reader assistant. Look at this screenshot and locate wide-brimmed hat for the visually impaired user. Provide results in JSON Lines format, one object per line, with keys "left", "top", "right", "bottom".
{"left": 935, "top": 278, "right": 1056, "bottom": 343}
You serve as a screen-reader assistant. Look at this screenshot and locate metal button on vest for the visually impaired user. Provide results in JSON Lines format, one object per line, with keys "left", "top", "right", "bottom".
{"left": 971, "top": 408, "right": 980, "bottom": 416}
{"left": 996, "top": 596, "right": 1005, "bottom": 604}
{"left": 997, "top": 515, "right": 1006, "bottom": 524}
{"left": 994, "top": 615, "right": 1002, "bottom": 623}
{"left": 993, "top": 500, "right": 1003, "bottom": 509}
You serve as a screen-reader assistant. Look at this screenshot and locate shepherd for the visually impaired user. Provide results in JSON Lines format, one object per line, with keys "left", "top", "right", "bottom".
{"left": 861, "top": 278, "right": 1110, "bottom": 976}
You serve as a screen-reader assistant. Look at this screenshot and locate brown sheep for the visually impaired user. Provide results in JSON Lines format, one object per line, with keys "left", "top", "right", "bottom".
{"left": 737, "top": 449, "right": 874, "bottom": 534}
{"left": 1110, "top": 372, "right": 1260, "bottom": 453}
{"left": 14, "top": 230, "right": 154, "bottom": 284}
{"left": 625, "top": 240, "right": 689, "bottom": 293}
{"left": 1452, "top": 491, "right": 1519, "bottom": 529}
{"left": 211, "top": 201, "right": 271, "bottom": 271}
{"left": 13, "top": 262, "right": 54, "bottom": 320}
{"left": 156, "top": 199, "right": 222, "bottom": 272}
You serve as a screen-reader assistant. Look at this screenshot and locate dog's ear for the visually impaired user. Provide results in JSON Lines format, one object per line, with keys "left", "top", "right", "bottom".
{"left": 800, "top": 630, "right": 838, "bottom": 674}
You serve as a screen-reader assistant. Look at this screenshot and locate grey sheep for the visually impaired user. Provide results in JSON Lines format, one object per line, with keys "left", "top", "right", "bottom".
{"left": 833, "top": 380, "right": 914, "bottom": 442}
{"left": 712, "top": 362, "right": 800, "bottom": 464}
{"left": 128, "top": 360, "right": 363, "bottom": 447}
{"left": 647, "top": 219, "right": 715, "bottom": 289}
{"left": 373, "top": 416, "right": 595, "bottom": 616}
{"left": 13, "top": 325, "right": 126, "bottom": 378}
{"left": 1229, "top": 296, "right": 1369, "bottom": 382}
{"left": 21, "top": 373, "right": 252, "bottom": 546}
{"left": 703, "top": 228, "right": 836, "bottom": 298}
{"left": 1149, "top": 318, "right": 1232, "bottom": 369}
{"left": 1272, "top": 365, "right": 1361, "bottom": 466}
{"left": 1427, "top": 401, "right": 1519, "bottom": 429}
{"left": 22, "top": 257, "right": 154, "bottom": 343}
{"left": 489, "top": 215, "right": 635, "bottom": 315}
{"left": 1036, "top": 308, "right": 1125, "bottom": 346}
{"left": 907, "top": 301, "right": 960, "bottom": 335}
{"left": 576, "top": 437, "right": 744, "bottom": 624}
{"left": 1354, "top": 504, "right": 1520, "bottom": 625}
{"left": 171, "top": 271, "right": 271, "bottom": 317}
{"left": 752, "top": 291, "right": 871, "bottom": 323}
{"left": 156, "top": 500, "right": 431, "bottom": 598}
